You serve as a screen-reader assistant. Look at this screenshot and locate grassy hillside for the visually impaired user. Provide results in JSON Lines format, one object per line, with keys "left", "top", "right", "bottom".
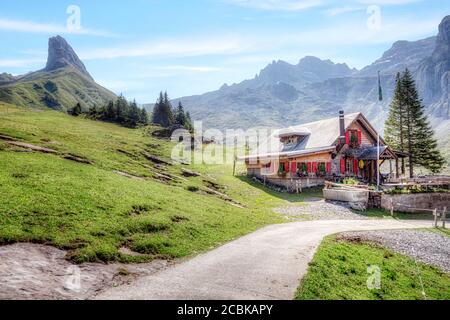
{"left": 296, "top": 236, "right": 450, "bottom": 300}
{"left": 0, "top": 67, "right": 116, "bottom": 111}
{"left": 0, "top": 102, "right": 304, "bottom": 263}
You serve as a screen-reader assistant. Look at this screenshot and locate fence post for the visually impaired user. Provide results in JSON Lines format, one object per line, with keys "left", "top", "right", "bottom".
{"left": 433, "top": 209, "right": 438, "bottom": 228}
{"left": 442, "top": 207, "right": 447, "bottom": 229}
{"left": 390, "top": 199, "right": 394, "bottom": 217}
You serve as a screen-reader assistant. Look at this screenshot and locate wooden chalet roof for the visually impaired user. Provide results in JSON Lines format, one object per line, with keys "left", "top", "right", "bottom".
{"left": 242, "top": 112, "right": 390, "bottom": 160}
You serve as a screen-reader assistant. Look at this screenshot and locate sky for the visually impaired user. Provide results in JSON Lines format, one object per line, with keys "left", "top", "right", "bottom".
{"left": 0, "top": 0, "right": 448, "bottom": 103}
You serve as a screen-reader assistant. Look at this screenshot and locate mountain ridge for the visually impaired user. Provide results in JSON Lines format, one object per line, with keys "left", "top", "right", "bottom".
{"left": 0, "top": 35, "right": 116, "bottom": 111}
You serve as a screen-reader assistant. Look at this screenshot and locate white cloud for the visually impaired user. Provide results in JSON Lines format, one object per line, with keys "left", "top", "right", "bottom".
{"left": 225, "top": 0, "right": 324, "bottom": 11}
{"left": 81, "top": 36, "right": 252, "bottom": 60}
{"left": 324, "top": 6, "right": 364, "bottom": 16}
{"left": 279, "top": 16, "right": 440, "bottom": 46}
{"left": 153, "top": 65, "right": 223, "bottom": 72}
{"left": 0, "top": 17, "right": 117, "bottom": 37}
{"left": 0, "top": 58, "right": 45, "bottom": 68}
{"left": 355, "top": 0, "right": 422, "bottom": 5}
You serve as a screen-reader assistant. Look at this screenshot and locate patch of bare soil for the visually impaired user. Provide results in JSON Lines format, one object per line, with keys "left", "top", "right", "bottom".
{"left": 0, "top": 243, "right": 171, "bottom": 300}
{"left": 5, "top": 141, "right": 57, "bottom": 154}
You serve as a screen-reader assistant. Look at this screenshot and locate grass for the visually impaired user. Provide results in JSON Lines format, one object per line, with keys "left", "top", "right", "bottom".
{"left": 0, "top": 68, "right": 115, "bottom": 111}
{"left": 423, "top": 227, "right": 450, "bottom": 238}
{"left": 296, "top": 236, "right": 450, "bottom": 300}
{"left": 0, "top": 103, "right": 310, "bottom": 263}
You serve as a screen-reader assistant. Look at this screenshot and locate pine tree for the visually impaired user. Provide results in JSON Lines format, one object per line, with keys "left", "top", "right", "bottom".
{"left": 401, "top": 69, "right": 445, "bottom": 174}
{"left": 152, "top": 91, "right": 174, "bottom": 127}
{"left": 128, "top": 99, "right": 141, "bottom": 127}
{"left": 385, "top": 70, "right": 445, "bottom": 176}
{"left": 185, "top": 111, "right": 193, "bottom": 132}
{"left": 105, "top": 101, "right": 116, "bottom": 120}
{"left": 385, "top": 73, "right": 407, "bottom": 174}
{"left": 70, "top": 103, "right": 82, "bottom": 116}
{"left": 115, "top": 95, "right": 129, "bottom": 123}
{"left": 139, "top": 108, "right": 149, "bottom": 125}
{"left": 163, "top": 91, "right": 175, "bottom": 126}
{"left": 175, "top": 102, "right": 186, "bottom": 126}
{"left": 152, "top": 91, "right": 165, "bottom": 126}
{"left": 88, "top": 105, "right": 98, "bottom": 118}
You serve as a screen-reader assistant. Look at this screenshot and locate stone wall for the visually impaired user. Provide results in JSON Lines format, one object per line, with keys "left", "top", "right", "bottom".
{"left": 381, "top": 193, "right": 450, "bottom": 213}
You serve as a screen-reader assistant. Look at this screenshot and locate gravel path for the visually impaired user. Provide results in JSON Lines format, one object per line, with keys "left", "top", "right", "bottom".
{"left": 274, "top": 199, "right": 369, "bottom": 220}
{"left": 337, "top": 230, "right": 450, "bottom": 272}
{"left": 96, "top": 219, "right": 431, "bottom": 300}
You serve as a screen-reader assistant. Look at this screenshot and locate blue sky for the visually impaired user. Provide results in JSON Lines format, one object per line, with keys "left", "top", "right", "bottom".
{"left": 0, "top": 0, "right": 448, "bottom": 102}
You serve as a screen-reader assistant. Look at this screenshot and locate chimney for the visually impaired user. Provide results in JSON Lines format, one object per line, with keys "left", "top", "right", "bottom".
{"left": 339, "top": 110, "right": 346, "bottom": 145}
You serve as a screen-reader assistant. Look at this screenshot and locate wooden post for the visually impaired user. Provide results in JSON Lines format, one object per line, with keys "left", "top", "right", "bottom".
{"left": 233, "top": 156, "right": 236, "bottom": 176}
{"left": 442, "top": 207, "right": 447, "bottom": 229}
{"left": 390, "top": 199, "right": 394, "bottom": 217}
{"left": 433, "top": 209, "right": 438, "bottom": 228}
{"left": 395, "top": 158, "right": 399, "bottom": 179}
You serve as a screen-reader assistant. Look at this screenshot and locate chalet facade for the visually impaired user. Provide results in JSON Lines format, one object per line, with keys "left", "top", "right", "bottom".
{"left": 243, "top": 111, "right": 403, "bottom": 191}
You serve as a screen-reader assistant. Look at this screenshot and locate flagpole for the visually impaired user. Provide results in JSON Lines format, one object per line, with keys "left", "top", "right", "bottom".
{"left": 377, "top": 71, "right": 382, "bottom": 192}
{"left": 377, "top": 130, "right": 380, "bottom": 192}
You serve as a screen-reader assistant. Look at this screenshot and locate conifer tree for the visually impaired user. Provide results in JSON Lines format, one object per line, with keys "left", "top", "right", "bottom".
{"left": 128, "top": 99, "right": 141, "bottom": 127}
{"left": 70, "top": 103, "right": 82, "bottom": 116}
{"left": 385, "top": 69, "right": 445, "bottom": 176}
{"left": 152, "top": 91, "right": 174, "bottom": 127}
{"left": 385, "top": 73, "right": 407, "bottom": 174}
{"left": 175, "top": 101, "right": 186, "bottom": 127}
{"left": 139, "top": 108, "right": 149, "bottom": 125}
{"left": 401, "top": 69, "right": 445, "bottom": 175}
{"left": 185, "top": 111, "right": 193, "bottom": 132}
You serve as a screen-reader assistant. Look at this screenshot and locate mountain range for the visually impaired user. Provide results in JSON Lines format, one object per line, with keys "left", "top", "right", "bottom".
{"left": 0, "top": 17, "right": 449, "bottom": 169}
{"left": 170, "top": 15, "right": 450, "bottom": 169}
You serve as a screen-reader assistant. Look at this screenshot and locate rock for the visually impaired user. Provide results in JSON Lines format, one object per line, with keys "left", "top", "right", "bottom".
{"left": 141, "top": 152, "right": 172, "bottom": 166}
{"left": 181, "top": 168, "right": 201, "bottom": 177}
{"left": 416, "top": 15, "right": 450, "bottom": 112}
{"left": 348, "top": 202, "right": 367, "bottom": 211}
{"left": 45, "top": 35, "right": 92, "bottom": 79}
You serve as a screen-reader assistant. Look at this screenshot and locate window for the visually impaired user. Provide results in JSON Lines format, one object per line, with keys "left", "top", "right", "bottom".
{"left": 346, "top": 158, "right": 353, "bottom": 174}
{"left": 285, "top": 137, "right": 297, "bottom": 145}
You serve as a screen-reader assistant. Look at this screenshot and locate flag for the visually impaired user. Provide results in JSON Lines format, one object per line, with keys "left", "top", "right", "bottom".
{"left": 378, "top": 71, "right": 383, "bottom": 101}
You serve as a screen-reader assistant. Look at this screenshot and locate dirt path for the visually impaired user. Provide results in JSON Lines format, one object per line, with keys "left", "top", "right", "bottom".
{"left": 96, "top": 219, "right": 432, "bottom": 300}
{"left": 0, "top": 243, "right": 171, "bottom": 300}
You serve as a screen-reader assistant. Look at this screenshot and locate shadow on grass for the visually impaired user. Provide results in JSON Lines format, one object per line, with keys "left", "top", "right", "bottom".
{"left": 236, "top": 175, "right": 324, "bottom": 203}
{"left": 360, "top": 208, "right": 436, "bottom": 221}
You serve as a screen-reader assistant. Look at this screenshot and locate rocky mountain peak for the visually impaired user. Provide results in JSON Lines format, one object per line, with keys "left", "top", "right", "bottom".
{"left": 44, "top": 35, "right": 92, "bottom": 79}
{"left": 432, "top": 15, "right": 450, "bottom": 61}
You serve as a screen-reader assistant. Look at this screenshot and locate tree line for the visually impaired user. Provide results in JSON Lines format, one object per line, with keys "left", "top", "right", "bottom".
{"left": 384, "top": 69, "right": 445, "bottom": 175}
{"left": 69, "top": 95, "right": 149, "bottom": 128}
{"left": 69, "top": 91, "right": 193, "bottom": 132}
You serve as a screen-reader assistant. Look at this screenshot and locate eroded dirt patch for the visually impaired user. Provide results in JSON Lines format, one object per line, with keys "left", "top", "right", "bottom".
{"left": 0, "top": 243, "right": 170, "bottom": 300}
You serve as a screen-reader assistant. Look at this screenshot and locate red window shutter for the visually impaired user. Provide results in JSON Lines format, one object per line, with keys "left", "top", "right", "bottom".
{"left": 326, "top": 162, "right": 331, "bottom": 173}
{"left": 284, "top": 162, "right": 290, "bottom": 172}
{"left": 357, "top": 130, "right": 362, "bottom": 146}
{"left": 340, "top": 159, "right": 346, "bottom": 174}
{"left": 353, "top": 159, "right": 358, "bottom": 174}
{"left": 307, "top": 162, "right": 312, "bottom": 173}
{"left": 291, "top": 162, "right": 297, "bottom": 173}
{"left": 345, "top": 131, "right": 350, "bottom": 145}
{"left": 313, "top": 162, "right": 318, "bottom": 173}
